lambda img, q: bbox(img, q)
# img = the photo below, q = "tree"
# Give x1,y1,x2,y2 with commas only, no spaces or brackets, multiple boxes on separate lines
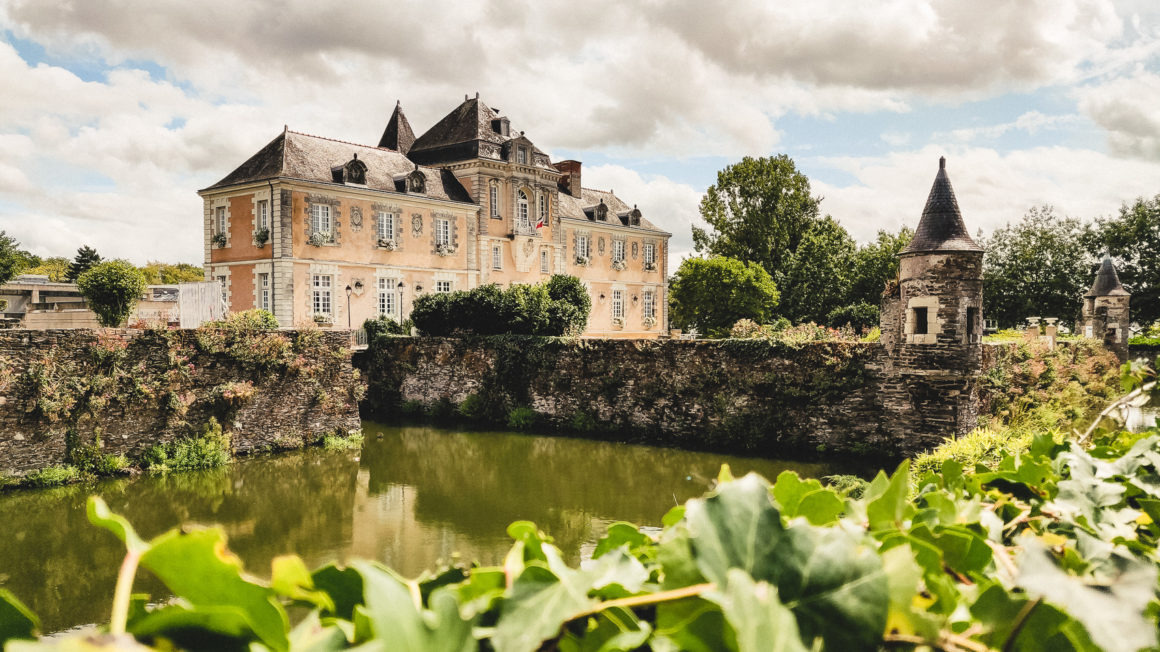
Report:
0,231,25,286
668,256,779,337
76,260,147,327
776,216,856,324
1085,195,1160,325
67,246,103,282
139,261,205,284
847,227,913,308
826,302,879,332
693,155,821,281
982,206,1092,328
25,256,70,282
545,274,592,335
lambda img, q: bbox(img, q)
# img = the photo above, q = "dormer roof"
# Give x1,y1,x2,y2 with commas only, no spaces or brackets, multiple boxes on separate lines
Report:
901,157,983,255
1087,257,1130,297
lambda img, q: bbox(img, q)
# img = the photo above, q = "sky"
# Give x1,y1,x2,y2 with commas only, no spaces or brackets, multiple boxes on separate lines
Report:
2,0,1160,272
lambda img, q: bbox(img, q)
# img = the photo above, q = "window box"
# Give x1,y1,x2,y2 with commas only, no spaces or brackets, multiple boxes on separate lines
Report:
434,242,455,256
611,259,627,271
211,232,227,248
377,238,398,251
643,261,657,271
643,316,657,329
253,227,270,248
312,313,333,325
611,316,625,329
575,255,590,267
308,231,335,246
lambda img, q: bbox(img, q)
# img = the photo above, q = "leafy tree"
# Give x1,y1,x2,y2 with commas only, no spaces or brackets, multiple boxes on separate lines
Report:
668,256,779,337
411,276,590,336
826,302,880,332
847,227,913,308
24,256,70,282
76,260,147,327
982,206,1092,328
693,155,821,281
777,216,856,324
66,245,103,282
0,231,25,286
545,274,591,335
1085,195,1160,325
139,261,205,284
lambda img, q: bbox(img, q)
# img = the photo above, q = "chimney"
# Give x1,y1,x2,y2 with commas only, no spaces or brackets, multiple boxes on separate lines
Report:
554,160,583,198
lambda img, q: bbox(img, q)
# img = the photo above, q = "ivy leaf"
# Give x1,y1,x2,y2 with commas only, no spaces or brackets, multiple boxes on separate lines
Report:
685,473,888,651
652,597,733,652
771,471,844,525
311,564,364,621
558,607,651,652
126,604,255,643
593,522,654,560
287,611,350,652
350,561,475,652
0,588,39,646
86,496,148,555
271,555,335,612
866,461,911,534
492,547,597,652
971,582,1100,652
1015,537,1158,652
139,527,289,651
705,569,807,652
585,547,649,599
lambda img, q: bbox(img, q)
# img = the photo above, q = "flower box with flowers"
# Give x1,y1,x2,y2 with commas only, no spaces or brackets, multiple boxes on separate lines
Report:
434,243,455,256
312,313,333,325
308,231,335,246
611,259,627,271
575,255,591,267
643,261,657,271
377,239,398,251
253,227,270,248
211,233,227,248
611,316,625,328
643,316,657,329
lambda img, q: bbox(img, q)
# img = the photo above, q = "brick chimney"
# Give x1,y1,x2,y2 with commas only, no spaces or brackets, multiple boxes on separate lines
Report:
554,160,582,198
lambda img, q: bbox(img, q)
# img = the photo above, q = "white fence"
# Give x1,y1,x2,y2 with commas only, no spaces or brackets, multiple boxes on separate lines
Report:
178,281,226,328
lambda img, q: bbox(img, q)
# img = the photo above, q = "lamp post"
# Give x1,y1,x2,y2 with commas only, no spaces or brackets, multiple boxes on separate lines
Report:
345,285,352,329
396,281,404,321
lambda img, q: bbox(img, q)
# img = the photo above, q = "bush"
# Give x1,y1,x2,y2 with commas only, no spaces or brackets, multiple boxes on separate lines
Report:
825,302,879,331
22,465,80,488
363,316,406,338
321,430,365,451
76,260,147,327
669,256,780,338
506,406,537,431
458,393,486,420
569,410,598,433
204,309,279,331
142,418,231,471
411,276,591,336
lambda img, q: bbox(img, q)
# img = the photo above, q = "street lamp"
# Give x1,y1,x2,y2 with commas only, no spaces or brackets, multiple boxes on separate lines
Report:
345,285,352,329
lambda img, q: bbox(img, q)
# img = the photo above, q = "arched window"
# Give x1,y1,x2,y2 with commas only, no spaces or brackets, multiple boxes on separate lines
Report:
517,190,530,229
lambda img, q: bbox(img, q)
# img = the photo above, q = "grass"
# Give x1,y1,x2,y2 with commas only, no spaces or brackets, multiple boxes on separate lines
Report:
21,465,81,488
142,418,231,472
321,430,365,451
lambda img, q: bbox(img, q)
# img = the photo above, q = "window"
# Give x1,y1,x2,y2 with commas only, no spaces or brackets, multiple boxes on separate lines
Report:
612,239,625,262
377,212,395,241
538,194,547,224
216,275,227,305
490,184,499,218
312,275,332,316
966,307,979,343
310,204,332,235
436,280,452,293
517,190,530,229
492,244,502,269
435,218,451,246
256,200,268,231
643,243,655,264
541,249,549,274
377,278,396,317
611,290,625,320
517,147,527,165
643,290,655,319
577,234,590,259
258,273,269,311
215,207,226,235
913,307,928,335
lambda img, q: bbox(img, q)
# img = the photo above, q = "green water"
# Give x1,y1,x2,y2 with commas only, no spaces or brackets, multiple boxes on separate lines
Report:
0,422,862,632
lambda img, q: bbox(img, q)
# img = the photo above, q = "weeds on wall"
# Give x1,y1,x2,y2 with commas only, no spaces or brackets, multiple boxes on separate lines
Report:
140,418,231,472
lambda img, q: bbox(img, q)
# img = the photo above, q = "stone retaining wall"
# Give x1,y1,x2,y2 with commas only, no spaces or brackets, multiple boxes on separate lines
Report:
0,329,363,475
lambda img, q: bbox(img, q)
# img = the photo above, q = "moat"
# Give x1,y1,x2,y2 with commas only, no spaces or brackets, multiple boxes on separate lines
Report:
0,421,864,633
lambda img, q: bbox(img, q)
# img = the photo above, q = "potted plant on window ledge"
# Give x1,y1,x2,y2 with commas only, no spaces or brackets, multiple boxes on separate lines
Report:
253,227,269,248
308,231,334,246
211,232,227,248
312,313,333,326
378,238,398,251
643,316,657,329
611,259,627,271
575,254,590,267
434,243,455,256
611,316,625,329
643,261,657,271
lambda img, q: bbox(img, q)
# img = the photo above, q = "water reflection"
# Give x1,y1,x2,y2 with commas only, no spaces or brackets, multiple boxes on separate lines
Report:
0,422,859,632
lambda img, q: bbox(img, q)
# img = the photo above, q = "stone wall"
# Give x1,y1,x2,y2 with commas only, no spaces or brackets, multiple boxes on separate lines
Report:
357,336,981,460
0,329,362,475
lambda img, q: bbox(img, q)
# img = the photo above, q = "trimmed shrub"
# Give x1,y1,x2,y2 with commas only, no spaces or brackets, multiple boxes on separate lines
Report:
411,276,590,336
76,260,147,327
205,309,279,331
363,316,407,338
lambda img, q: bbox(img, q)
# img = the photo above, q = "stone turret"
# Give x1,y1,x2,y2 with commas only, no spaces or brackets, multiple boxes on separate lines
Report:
1082,257,1130,361
880,157,984,439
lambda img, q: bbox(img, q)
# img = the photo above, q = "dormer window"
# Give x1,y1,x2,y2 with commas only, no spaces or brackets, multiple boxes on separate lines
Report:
406,168,426,194
595,201,608,222
517,147,527,165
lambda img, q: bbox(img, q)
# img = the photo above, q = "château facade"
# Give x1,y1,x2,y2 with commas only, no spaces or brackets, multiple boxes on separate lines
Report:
198,95,671,337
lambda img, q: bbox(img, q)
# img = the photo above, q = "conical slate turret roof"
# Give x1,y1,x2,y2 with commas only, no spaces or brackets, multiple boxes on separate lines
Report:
1087,257,1129,297
378,101,415,154
901,157,983,255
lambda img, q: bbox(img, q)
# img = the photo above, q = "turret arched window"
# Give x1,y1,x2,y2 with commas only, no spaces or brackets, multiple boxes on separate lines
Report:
517,190,530,229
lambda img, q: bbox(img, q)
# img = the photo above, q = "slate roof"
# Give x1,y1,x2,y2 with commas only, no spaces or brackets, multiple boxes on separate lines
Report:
378,101,415,154
202,130,473,204
557,187,668,233
901,157,983,255
410,96,549,160
1087,257,1130,297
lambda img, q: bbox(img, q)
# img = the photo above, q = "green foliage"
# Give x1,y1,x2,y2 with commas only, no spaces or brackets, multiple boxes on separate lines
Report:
16,421,1160,652
457,393,486,420
0,231,29,286
411,276,590,336
141,418,231,472
825,301,879,332
137,261,204,284
20,465,80,488
363,315,407,338
400,399,425,416
1130,334,1160,347
65,245,102,283
506,406,537,431
204,308,279,331
777,216,856,324
76,260,147,327
847,227,913,308
982,206,1093,329
669,256,779,337
22,256,69,282
321,430,365,451
569,410,598,433
1086,194,1160,325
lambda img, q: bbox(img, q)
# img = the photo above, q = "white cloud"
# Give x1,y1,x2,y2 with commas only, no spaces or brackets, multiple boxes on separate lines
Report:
943,111,1082,143
1077,71,1160,159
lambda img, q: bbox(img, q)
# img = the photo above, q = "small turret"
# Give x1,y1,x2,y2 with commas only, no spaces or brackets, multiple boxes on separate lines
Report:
378,100,416,154
1082,257,1130,360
